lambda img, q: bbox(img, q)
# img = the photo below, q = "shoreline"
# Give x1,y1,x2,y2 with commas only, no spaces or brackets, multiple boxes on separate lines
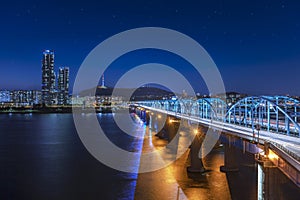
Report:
0,108,113,114
0,106,130,114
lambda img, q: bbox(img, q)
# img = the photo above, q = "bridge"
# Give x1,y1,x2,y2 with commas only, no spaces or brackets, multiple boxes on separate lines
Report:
131,95,300,188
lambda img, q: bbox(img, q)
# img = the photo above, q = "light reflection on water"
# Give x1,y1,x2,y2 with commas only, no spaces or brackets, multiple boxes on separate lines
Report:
0,113,299,200
0,113,141,199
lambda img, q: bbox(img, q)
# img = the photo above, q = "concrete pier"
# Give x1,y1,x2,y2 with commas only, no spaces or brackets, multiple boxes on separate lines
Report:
187,130,206,173
220,135,240,172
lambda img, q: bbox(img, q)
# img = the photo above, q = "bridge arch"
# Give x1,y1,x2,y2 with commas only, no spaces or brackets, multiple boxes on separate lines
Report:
226,96,300,137
135,98,227,122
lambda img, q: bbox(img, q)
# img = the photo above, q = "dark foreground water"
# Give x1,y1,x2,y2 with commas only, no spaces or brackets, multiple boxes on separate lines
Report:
0,113,142,200
0,113,299,199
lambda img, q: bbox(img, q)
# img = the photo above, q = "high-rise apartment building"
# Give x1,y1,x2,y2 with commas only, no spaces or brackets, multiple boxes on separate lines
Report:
57,67,70,105
41,50,56,105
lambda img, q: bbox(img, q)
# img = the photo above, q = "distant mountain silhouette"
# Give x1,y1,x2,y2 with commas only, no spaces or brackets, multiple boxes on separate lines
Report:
79,86,175,100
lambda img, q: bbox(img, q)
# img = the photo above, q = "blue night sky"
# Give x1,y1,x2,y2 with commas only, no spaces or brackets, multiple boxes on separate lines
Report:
0,0,300,95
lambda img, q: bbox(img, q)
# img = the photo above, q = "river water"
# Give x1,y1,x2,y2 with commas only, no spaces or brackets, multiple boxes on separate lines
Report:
0,113,299,199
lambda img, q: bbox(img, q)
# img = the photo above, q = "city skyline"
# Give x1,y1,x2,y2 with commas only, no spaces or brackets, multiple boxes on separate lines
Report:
1,1,300,96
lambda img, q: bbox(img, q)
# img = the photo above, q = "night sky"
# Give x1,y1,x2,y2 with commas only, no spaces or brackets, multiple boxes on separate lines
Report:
1,0,300,95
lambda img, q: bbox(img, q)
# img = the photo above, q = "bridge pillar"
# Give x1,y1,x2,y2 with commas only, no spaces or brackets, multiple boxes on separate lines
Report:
262,166,277,200
220,135,240,172
187,127,205,173
163,116,181,154
145,110,150,125
151,112,168,139
164,116,180,142
258,162,297,200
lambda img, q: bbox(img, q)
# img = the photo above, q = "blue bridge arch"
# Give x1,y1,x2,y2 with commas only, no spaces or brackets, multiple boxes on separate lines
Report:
133,95,300,137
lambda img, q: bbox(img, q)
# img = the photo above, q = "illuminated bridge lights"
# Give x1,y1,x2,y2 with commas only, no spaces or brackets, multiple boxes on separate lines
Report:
134,95,300,137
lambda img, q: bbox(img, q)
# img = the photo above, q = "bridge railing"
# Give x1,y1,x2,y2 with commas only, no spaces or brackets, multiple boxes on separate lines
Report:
132,95,300,138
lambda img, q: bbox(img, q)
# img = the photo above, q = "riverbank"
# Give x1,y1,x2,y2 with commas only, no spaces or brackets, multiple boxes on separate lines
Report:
0,106,114,114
